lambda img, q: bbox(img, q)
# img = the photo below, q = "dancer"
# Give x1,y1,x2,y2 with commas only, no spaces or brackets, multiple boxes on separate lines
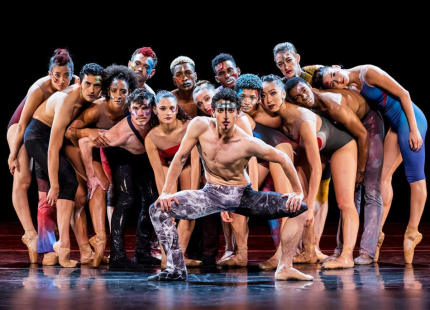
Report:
273,42,330,261
23,63,104,267
65,65,138,266
192,81,259,267
170,56,198,118
128,46,157,95
211,53,241,91
287,77,384,264
234,74,299,270
313,65,427,264
7,49,75,265
261,74,359,269
146,91,202,267
148,88,311,281
79,88,159,269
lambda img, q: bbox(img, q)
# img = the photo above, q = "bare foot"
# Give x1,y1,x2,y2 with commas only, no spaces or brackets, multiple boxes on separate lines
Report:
275,267,314,281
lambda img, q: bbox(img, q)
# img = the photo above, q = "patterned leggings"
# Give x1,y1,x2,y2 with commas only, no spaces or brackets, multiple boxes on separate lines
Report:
149,182,308,274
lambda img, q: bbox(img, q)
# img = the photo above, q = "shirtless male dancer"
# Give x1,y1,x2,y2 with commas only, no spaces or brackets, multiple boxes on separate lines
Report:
65,65,138,266
8,49,75,265
147,88,311,282
24,63,104,267
286,77,384,265
211,53,241,91
79,88,159,269
128,46,157,96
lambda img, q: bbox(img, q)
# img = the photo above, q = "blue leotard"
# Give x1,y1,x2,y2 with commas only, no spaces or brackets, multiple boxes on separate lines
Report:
359,67,427,183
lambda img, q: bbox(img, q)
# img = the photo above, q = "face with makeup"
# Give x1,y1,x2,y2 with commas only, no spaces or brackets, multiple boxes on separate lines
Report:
237,89,259,113
172,63,197,91
261,81,286,112
80,74,103,102
129,100,152,125
288,82,315,108
214,61,240,89
107,78,130,111
129,53,155,83
321,67,349,89
275,51,301,79
194,89,215,116
154,97,178,124
214,100,240,131
49,65,71,91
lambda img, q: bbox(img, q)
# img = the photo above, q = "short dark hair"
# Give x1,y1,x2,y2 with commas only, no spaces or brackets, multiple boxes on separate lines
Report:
128,88,154,106
211,53,236,74
234,74,262,96
260,74,285,90
79,63,104,82
102,64,138,101
211,88,241,110
311,66,331,89
285,77,307,101
150,90,191,128
273,42,298,60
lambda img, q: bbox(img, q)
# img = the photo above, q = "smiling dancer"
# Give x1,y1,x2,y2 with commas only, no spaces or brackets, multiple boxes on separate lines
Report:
261,74,359,269
23,63,104,267
146,91,202,267
313,65,427,264
170,56,199,118
287,77,384,265
79,88,159,269
148,88,311,281
7,49,75,265
65,65,138,267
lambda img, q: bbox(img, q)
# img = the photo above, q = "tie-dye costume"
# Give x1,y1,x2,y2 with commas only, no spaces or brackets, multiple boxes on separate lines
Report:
9,97,57,254
335,109,385,258
148,182,308,280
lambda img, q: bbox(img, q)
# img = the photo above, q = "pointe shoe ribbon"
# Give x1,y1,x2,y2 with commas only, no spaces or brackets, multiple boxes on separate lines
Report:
53,242,77,268
218,246,248,267
22,230,38,264
404,226,423,264
89,232,107,268
79,243,94,265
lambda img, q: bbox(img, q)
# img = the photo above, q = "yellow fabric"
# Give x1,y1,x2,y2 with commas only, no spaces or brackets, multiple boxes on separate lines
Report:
301,65,322,86
316,178,330,202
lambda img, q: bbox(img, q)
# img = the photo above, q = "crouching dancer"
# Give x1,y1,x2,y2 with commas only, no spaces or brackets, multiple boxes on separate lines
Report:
148,88,312,282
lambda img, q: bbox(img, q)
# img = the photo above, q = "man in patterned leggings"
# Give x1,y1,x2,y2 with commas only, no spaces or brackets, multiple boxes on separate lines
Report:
148,88,312,282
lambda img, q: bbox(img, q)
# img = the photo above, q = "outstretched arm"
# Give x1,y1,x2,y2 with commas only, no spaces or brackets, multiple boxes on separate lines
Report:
145,134,166,195
366,65,422,151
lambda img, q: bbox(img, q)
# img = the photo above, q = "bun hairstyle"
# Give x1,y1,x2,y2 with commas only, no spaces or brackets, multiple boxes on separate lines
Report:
49,48,74,79
193,80,216,101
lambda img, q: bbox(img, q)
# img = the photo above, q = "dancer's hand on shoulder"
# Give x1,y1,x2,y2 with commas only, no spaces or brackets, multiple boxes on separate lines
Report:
221,211,233,223
283,192,303,213
155,193,178,213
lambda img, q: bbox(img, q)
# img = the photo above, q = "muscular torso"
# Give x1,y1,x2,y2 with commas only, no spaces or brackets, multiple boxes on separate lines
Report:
317,88,369,120
171,89,198,118
107,117,151,155
33,84,86,127
197,119,252,186
94,99,127,129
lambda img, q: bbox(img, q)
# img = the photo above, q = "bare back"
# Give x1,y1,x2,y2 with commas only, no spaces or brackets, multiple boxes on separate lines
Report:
320,88,369,119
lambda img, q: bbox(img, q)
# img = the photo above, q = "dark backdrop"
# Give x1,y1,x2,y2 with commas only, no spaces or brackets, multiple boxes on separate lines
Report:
1,7,428,225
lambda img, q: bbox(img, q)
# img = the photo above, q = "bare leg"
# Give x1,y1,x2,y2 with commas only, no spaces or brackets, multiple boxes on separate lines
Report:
323,141,358,269
54,199,77,268
275,212,313,281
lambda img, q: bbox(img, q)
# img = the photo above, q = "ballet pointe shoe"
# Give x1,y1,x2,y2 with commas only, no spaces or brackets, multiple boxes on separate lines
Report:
322,246,354,269
354,253,373,265
89,231,107,268
315,246,328,262
218,246,248,267
373,231,385,262
22,229,38,264
216,250,234,265
42,252,59,266
293,244,318,264
53,242,77,268
275,267,314,281
404,226,423,264
79,243,94,265
181,248,202,267
259,245,281,270
102,255,110,264
322,253,340,263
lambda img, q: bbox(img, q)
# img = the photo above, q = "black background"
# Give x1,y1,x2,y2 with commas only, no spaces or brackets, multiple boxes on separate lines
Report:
1,6,428,226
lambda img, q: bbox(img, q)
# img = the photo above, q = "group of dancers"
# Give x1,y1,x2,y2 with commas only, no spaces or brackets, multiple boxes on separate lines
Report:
7,42,427,281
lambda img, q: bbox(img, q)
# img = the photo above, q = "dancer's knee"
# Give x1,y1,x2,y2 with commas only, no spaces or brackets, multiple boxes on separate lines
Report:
58,177,79,201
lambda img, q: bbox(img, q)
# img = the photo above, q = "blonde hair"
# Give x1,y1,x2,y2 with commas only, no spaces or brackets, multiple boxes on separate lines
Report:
170,56,195,73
